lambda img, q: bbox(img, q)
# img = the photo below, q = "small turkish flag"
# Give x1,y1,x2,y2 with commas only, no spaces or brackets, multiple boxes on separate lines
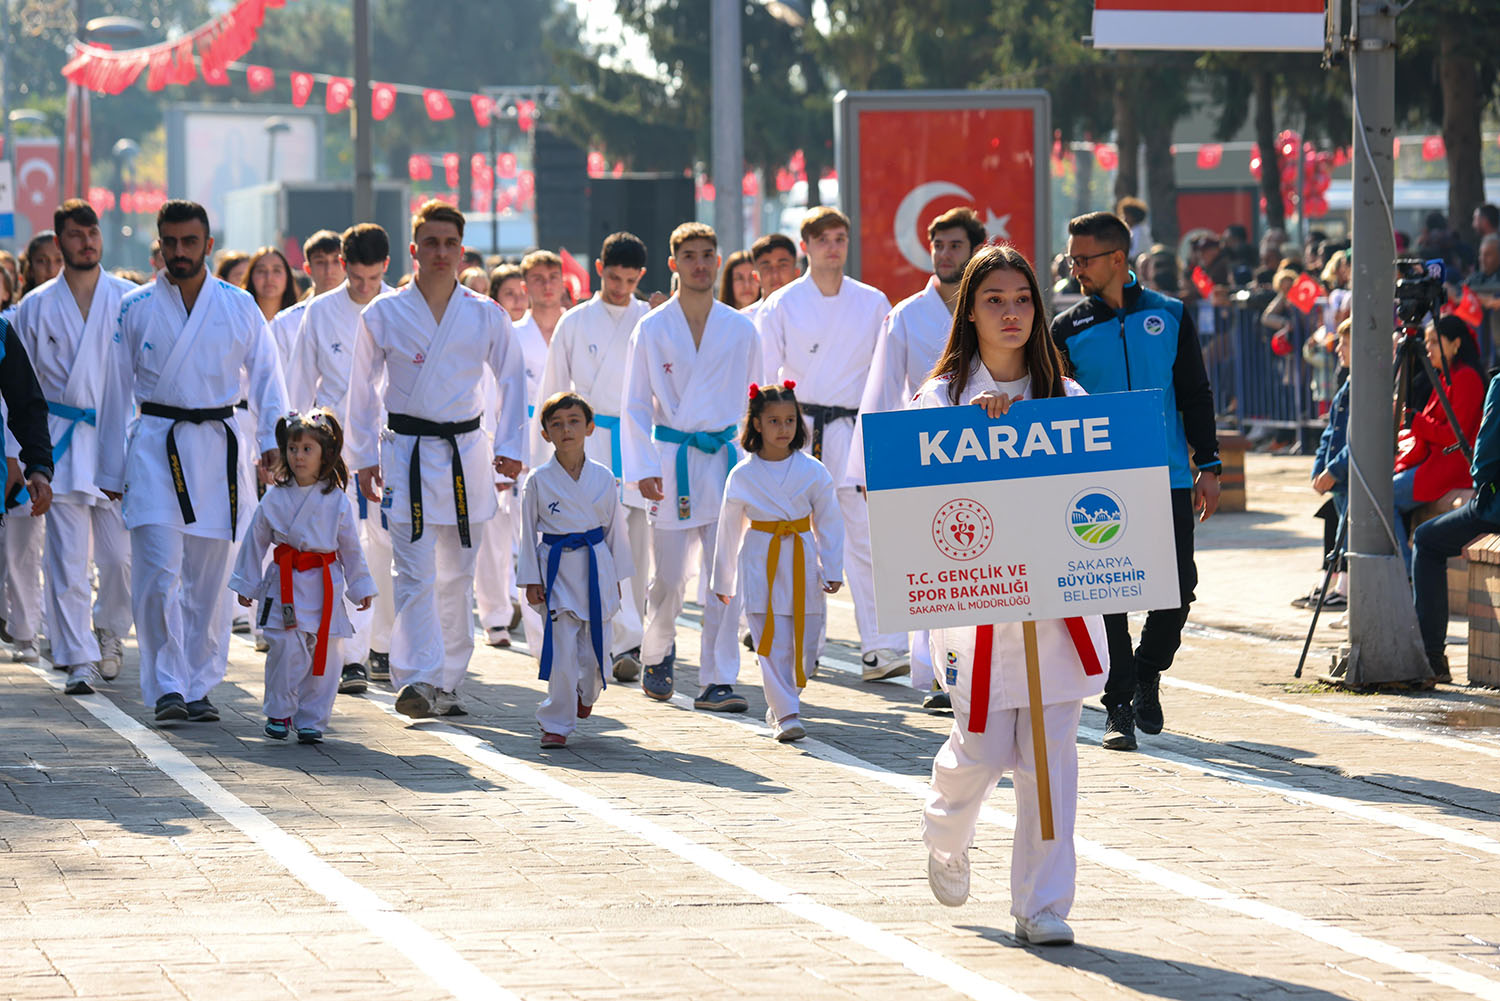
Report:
1456,285,1485,328
290,72,314,108
424,89,454,121
246,65,275,93
559,247,591,301
443,153,460,189
1288,274,1322,314
408,154,432,182
203,63,229,87
497,152,517,179
325,77,352,115
1191,266,1216,300
471,94,494,128
1195,143,1222,170
1094,144,1118,171
1422,136,1446,162
516,99,536,133
372,83,397,121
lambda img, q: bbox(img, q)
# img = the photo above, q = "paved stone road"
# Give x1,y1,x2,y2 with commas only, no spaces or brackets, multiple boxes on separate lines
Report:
8,455,1500,1001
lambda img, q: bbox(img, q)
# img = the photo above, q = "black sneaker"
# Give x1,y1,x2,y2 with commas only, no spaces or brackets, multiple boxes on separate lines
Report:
1102,703,1137,751
154,692,188,722
185,697,220,722
694,685,748,713
1133,670,1163,735
1429,652,1452,683
367,651,391,682
642,646,675,701
922,684,952,711
338,663,369,695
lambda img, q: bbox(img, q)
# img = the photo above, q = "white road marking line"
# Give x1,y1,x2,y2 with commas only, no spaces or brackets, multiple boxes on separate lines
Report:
25,665,519,1001
365,693,1037,1001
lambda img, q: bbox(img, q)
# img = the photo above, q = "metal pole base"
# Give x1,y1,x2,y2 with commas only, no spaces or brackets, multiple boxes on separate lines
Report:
1320,553,1434,689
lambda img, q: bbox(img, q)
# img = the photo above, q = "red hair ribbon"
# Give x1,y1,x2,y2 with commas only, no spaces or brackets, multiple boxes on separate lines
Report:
748,383,761,399
783,379,796,390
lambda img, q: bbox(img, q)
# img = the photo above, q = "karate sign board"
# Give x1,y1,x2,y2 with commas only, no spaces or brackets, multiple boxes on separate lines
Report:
834,90,1049,304
862,390,1179,632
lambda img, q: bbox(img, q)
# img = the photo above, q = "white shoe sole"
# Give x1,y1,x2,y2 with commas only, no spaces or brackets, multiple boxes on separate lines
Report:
862,660,910,682
1015,919,1074,945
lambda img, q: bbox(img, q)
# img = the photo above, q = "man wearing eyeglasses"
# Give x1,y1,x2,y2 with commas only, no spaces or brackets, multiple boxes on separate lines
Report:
1050,211,1221,753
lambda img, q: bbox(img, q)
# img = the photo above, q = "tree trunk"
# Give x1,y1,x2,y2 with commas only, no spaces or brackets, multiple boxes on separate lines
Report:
1254,68,1285,232
1440,21,1483,250
1142,115,1179,247
1112,72,1139,202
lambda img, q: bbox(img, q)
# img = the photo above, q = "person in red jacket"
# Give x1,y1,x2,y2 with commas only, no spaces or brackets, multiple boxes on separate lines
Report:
1393,315,1487,570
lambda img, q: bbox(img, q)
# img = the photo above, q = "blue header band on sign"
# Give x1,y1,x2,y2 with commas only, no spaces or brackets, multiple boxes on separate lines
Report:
862,389,1169,492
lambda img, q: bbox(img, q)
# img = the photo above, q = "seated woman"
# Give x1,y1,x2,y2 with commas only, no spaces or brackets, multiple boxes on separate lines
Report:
1393,314,1487,570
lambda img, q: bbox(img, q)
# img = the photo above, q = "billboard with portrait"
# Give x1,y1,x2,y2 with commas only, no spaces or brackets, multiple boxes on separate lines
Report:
165,105,322,237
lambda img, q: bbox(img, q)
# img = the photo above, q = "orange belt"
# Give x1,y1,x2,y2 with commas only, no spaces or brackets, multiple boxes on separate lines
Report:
750,516,812,688
967,617,1103,733
273,543,337,677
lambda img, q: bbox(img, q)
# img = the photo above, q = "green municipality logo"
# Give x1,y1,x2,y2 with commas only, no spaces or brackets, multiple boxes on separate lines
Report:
1068,488,1126,549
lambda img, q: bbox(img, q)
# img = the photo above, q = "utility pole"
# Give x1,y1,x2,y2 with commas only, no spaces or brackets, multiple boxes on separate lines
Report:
352,0,373,223
1332,0,1431,686
710,0,743,253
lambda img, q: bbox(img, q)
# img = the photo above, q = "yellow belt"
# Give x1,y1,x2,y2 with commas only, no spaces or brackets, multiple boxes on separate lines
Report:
749,516,813,688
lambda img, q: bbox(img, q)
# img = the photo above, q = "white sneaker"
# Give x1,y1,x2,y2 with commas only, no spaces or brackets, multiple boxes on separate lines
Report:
765,707,805,742
11,639,39,663
1329,612,1348,630
862,648,910,682
927,849,969,907
254,634,270,652
63,664,100,695
485,626,511,648
434,688,467,716
1015,910,1074,945
95,628,123,681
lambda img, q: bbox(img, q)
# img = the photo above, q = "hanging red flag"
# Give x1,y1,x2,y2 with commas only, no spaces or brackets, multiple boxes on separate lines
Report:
497,152,518,179
290,72,314,107
168,40,196,86
559,247,591,301
408,154,432,182
1093,144,1118,170
516,99,536,133
1422,136,1446,161
471,94,494,128
325,77,353,115
587,151,605,178
1288,273,1322,314
203,62,229,87
443,153,460,189
1191,266,1216,299
371,83,397,121
424,89,455,121
1195,143,1222,170
246,65,275,93
742,171,759,197
1456,286,1485,328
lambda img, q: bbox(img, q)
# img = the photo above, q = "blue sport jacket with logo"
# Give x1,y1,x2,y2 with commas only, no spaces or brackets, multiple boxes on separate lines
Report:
1050,273,1221,489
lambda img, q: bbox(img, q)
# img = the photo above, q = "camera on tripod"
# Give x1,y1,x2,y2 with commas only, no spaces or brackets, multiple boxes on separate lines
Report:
1394,257,1447,329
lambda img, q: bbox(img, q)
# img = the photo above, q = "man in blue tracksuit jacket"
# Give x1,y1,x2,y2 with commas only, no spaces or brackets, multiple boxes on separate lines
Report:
1050,211,1222,752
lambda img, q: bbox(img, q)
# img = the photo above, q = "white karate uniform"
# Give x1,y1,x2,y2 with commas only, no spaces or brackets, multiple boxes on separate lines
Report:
531,293,653,655
285,281,396,663
760,273,900,656
8,273,134,666
346,281,526,692
912,367,1107,922
621,298,761,685
268,298,309,374
97,275,287,705
711,451,842,723
847,276,953,686
229,482,377,731
517,456,633,736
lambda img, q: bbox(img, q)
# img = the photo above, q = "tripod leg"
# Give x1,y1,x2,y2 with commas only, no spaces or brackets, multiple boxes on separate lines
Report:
1296,511,1348,679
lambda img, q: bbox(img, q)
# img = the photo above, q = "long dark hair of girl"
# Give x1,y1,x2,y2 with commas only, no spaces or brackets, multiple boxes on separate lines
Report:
740,381,808,453
244,246,299,314
927,244,1067,405
1434,314,1488,387
274,409,349,493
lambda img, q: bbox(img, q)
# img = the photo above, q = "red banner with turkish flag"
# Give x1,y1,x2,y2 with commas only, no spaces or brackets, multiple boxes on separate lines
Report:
290,72,314,107
1190,266,1216,300
424,90,455,121
838,93,1048,303
325,77,352,115
1455,286,1485,328
1287,273,1322,314
559,248,591,301
372,83,397,121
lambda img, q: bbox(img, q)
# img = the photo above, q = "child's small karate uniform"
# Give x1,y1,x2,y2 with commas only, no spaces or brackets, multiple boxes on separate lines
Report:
913,367,1108,923
230,482,377,731
711,452,842,723
517,456,634,737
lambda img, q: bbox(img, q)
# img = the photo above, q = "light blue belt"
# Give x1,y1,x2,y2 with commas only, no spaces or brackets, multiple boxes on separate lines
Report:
47,400,96,464
593,413,623,477
651,423,736,520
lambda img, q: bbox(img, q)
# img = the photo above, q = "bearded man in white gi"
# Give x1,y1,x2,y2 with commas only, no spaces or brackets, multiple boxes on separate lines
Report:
347,201,526,720
98,199,286,723
7,200,134,694
760,206,902,681
285,222,393,694
531,231,653,681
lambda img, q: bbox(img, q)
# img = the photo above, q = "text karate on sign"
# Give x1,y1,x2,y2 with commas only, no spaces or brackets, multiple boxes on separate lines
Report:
862,390,1180,632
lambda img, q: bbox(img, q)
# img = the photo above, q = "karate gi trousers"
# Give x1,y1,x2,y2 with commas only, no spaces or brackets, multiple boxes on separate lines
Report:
536,609,606,737
643,522,742,686
131,524,233,705
347,507,394,663
389,521,482,692
3,500,45,643
747,611,821,723
264,629,343,731
44,499,131,667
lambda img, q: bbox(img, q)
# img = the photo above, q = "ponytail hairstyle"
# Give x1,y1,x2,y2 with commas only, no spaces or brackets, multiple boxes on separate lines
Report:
740,380,807,453
927,244,1067,405
275,409,349,493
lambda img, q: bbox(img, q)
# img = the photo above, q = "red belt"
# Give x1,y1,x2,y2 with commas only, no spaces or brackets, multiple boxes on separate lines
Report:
273,543,337,677
968,617,1102,733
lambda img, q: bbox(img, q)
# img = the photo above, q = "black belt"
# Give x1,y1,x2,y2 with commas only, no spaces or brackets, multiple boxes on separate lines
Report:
139,401,240,540
799,402,858,461
386,412,482,548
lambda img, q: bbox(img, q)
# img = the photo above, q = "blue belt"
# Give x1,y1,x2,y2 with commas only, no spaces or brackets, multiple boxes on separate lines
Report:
355,488,388,529
538,526,606,688
47,400,96,464
527,404,535,418
651,423,736,520
593,413,622,477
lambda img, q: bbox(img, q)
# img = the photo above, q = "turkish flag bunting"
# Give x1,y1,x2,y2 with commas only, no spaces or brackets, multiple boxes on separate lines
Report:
443,153,460,189
1288,274,1322,314
290,72,314,107
424,89,455,121
408,155,432,182
372,83,397,121
326,77,353,115
169,41,196,86
145,50,172,92
246,65,275,93
559,248,591,301
203,62,230,86
1195,143,1223,170
1191,266,1215,300
1456,286,1485,328
471,94,494,128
